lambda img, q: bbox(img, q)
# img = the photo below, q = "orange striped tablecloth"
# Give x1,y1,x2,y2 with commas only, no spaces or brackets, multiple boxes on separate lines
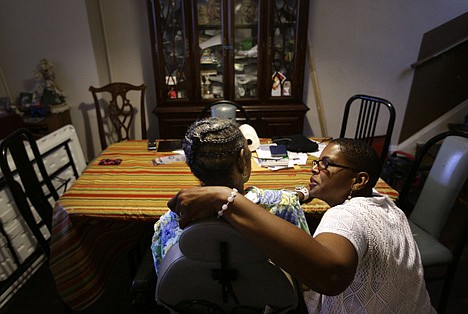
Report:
55,140,398,219
50,140,398,310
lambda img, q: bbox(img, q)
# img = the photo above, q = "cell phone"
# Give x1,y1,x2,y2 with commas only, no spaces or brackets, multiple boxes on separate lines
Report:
270,145,288,157
148,140,157,151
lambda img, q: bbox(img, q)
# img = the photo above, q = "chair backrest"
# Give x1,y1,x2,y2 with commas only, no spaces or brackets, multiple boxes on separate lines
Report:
0,125,85,305
339,94,396,165
397,131,468,238
156,219,298,314
0,128,60,256
89,82,147,150
198,100,251,124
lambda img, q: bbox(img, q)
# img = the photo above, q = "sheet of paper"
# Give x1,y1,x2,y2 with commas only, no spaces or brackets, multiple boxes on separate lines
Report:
199,34,222,50
153,153,185,165
253,146,309,171
308,142,327,158
287,152,308,165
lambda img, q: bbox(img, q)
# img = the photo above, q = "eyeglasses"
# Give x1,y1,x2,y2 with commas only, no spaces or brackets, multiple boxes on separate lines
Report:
312,158,361,172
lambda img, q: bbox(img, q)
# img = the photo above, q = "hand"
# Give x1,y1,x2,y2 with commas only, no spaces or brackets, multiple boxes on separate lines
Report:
167,186,231,228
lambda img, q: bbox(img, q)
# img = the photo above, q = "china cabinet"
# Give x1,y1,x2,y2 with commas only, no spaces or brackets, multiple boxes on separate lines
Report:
147,0,309,138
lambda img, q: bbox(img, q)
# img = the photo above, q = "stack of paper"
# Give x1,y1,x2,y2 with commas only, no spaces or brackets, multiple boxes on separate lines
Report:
258,156,290,167
253,144,289,170
254,144,309,170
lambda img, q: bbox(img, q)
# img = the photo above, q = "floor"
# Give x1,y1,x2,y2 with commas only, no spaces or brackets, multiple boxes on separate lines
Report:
0,254,167,314
1,202,467,314
424,200,468,313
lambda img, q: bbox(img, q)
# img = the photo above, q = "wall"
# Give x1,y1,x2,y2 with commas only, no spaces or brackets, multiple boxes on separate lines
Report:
83,0,157,158
1,1,468,161
0,0,100,160
400,12,468,142
397,99,468,155
304,0,468,143
0,0,155,161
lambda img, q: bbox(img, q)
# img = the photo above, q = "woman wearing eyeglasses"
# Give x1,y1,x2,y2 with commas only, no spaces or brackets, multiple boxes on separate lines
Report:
168,138,435,313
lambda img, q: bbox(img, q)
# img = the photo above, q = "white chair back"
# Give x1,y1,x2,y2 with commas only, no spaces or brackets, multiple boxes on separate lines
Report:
410,135,468,238
156,218,299,314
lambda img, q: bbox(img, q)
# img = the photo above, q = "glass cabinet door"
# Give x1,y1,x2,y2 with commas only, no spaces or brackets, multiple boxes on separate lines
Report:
197,0,259,101
197,0,224,100
233,0,259,100
159,0,189,100
269,0,298,98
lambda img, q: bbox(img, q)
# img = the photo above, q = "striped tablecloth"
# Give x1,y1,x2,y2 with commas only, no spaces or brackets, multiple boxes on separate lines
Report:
50,140,398,310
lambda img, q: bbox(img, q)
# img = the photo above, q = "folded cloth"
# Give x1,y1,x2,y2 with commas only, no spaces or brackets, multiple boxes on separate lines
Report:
272,134,318,153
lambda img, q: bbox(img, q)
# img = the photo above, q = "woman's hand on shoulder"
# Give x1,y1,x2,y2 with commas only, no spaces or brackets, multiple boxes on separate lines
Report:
167,186,231,228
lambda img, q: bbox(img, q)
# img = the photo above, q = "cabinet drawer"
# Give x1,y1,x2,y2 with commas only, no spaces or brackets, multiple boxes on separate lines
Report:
256,116,304,137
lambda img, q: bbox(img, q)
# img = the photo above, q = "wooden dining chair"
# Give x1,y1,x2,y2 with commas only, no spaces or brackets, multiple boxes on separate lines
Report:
198,100,251,124
89,82,147,150
339,94,396,167
397,131,468,313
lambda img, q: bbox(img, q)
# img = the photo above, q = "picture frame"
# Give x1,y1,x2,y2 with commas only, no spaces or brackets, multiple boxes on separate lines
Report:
0,97,10,116
18,92,33,112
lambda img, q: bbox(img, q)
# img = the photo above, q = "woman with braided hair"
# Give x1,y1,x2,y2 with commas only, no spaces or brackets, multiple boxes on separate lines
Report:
151,117,310,273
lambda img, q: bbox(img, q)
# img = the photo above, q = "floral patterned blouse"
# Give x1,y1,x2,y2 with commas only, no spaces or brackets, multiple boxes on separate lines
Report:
151,186,310,274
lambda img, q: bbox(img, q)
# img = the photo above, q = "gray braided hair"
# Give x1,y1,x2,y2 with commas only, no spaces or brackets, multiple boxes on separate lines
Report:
183,117,246,184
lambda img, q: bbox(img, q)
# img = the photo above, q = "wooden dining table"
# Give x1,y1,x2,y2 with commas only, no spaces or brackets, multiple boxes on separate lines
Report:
49,139,398,311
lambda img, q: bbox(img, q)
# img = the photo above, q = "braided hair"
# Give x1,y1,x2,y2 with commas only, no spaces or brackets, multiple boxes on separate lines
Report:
183,117,246,185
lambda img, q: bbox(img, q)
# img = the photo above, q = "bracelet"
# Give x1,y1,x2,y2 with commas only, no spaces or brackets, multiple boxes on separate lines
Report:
217,188,238,217
294,186,310,202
